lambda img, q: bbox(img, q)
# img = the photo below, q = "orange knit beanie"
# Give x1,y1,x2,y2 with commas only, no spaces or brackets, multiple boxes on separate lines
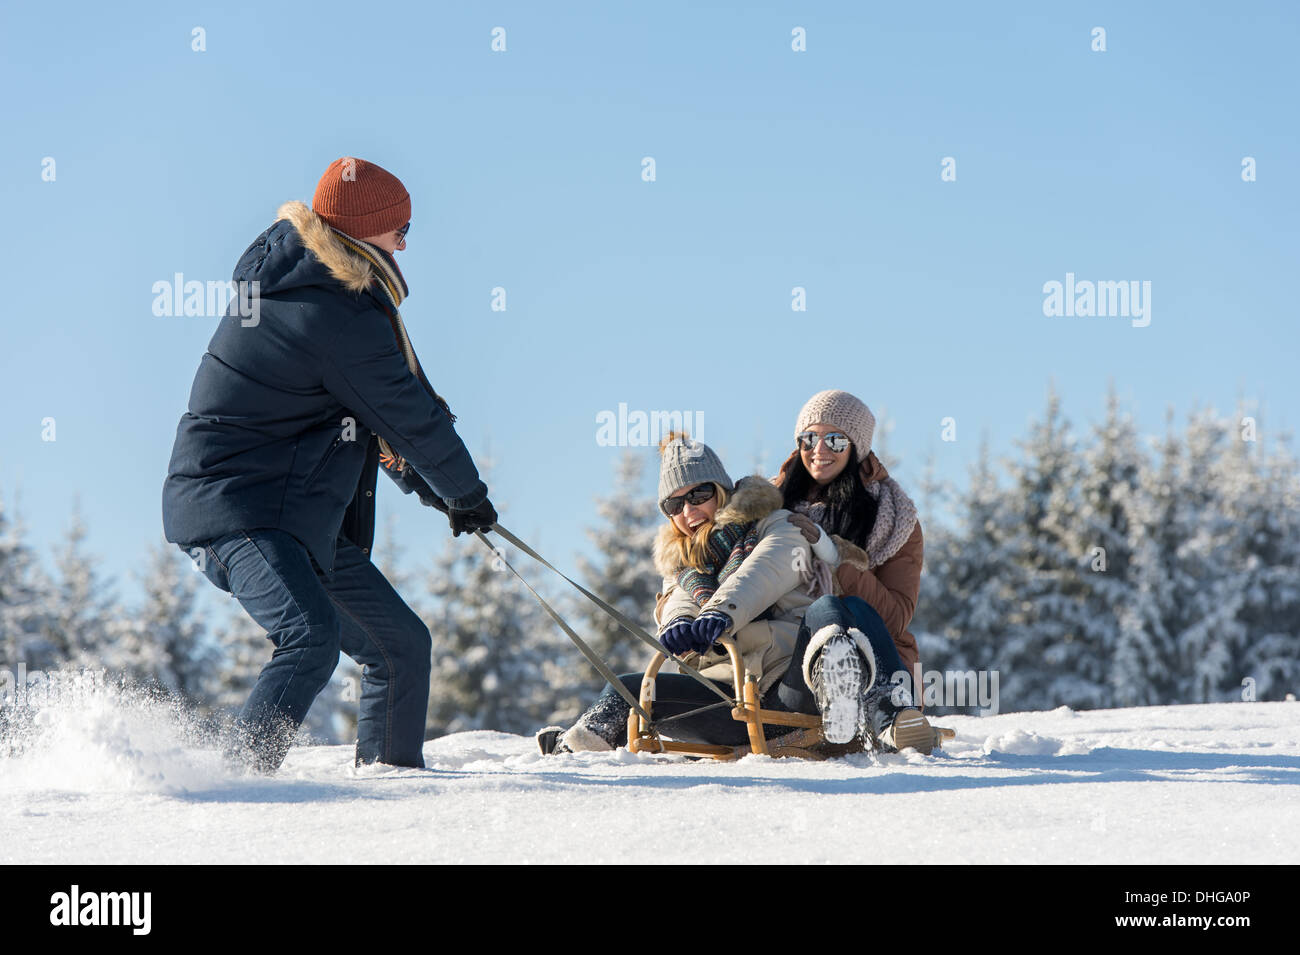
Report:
312,157,410,239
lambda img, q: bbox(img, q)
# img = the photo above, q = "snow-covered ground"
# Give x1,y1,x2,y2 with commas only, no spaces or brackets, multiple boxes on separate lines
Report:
4,691,1297,864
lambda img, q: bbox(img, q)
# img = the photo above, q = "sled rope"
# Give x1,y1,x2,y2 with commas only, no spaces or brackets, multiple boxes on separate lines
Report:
485,524,733,704
472,530,654,724
478,525,735,709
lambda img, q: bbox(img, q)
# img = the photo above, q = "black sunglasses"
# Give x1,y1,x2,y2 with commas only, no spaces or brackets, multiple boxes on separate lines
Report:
395,221,411,240
661,483,717,517
796,430,851,453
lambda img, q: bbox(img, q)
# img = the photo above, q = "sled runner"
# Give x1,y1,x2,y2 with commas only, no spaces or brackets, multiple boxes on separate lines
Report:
626,636,955,760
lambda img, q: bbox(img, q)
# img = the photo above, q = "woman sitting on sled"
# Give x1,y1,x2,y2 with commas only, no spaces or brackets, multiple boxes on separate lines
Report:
774,388,934,751
539,392,934,756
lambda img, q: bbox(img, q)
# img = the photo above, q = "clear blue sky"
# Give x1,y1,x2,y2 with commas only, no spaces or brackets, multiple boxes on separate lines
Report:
2,1,1296,612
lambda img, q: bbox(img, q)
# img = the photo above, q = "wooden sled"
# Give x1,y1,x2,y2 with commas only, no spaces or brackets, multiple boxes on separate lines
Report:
626,636,954,761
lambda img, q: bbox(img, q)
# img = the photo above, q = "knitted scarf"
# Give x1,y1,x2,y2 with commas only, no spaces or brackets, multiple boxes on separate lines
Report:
331,229,456,473
857,463,918,568
675,521,761,607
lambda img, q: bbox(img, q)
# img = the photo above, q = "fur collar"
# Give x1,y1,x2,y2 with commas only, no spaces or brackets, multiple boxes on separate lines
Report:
652,476,785,577
276,200,374,294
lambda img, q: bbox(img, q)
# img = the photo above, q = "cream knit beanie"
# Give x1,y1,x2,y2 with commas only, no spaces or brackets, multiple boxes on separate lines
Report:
795,390,875,455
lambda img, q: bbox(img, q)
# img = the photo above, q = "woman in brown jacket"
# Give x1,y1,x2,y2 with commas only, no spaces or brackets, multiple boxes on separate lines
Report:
773,389,933,751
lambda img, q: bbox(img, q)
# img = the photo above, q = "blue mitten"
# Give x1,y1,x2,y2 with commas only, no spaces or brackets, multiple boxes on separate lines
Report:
659,617,697,656
688,611,732,653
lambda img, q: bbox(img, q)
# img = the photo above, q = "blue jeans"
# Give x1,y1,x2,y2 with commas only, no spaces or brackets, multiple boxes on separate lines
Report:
189,529,431,771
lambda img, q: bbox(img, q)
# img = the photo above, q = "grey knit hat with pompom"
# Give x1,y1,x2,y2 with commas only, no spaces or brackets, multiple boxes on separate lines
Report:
657,434,733,509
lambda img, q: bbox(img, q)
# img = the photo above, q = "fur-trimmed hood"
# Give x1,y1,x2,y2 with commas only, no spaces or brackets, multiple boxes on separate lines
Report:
652,475,785,577
274,200,375,293
228,200,380,298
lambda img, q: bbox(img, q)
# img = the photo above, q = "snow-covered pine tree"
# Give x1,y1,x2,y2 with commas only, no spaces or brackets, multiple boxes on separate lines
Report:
124,540,219,704
913,451,944,531
1215,407,1300,701
1174,406,1249,702
1076,384,1141,582
998,384,1104,711
1071,384,1143,706
1112,410,1184,706
573,450,660,693
43,499,119,673
912,436,1020,713
909,452,958,680
0,490,51,676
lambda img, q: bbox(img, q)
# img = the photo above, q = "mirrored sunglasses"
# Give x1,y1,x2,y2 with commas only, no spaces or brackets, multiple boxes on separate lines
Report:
796,431,851,453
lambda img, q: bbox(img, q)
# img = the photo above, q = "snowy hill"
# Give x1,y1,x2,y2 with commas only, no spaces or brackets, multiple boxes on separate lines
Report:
4,693,1297,865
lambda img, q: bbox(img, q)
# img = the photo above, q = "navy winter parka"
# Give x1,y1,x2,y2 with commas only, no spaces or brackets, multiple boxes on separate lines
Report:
162,201,487,572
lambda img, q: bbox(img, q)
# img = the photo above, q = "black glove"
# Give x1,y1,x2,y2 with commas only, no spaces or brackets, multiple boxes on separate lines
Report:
447,497,498,537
